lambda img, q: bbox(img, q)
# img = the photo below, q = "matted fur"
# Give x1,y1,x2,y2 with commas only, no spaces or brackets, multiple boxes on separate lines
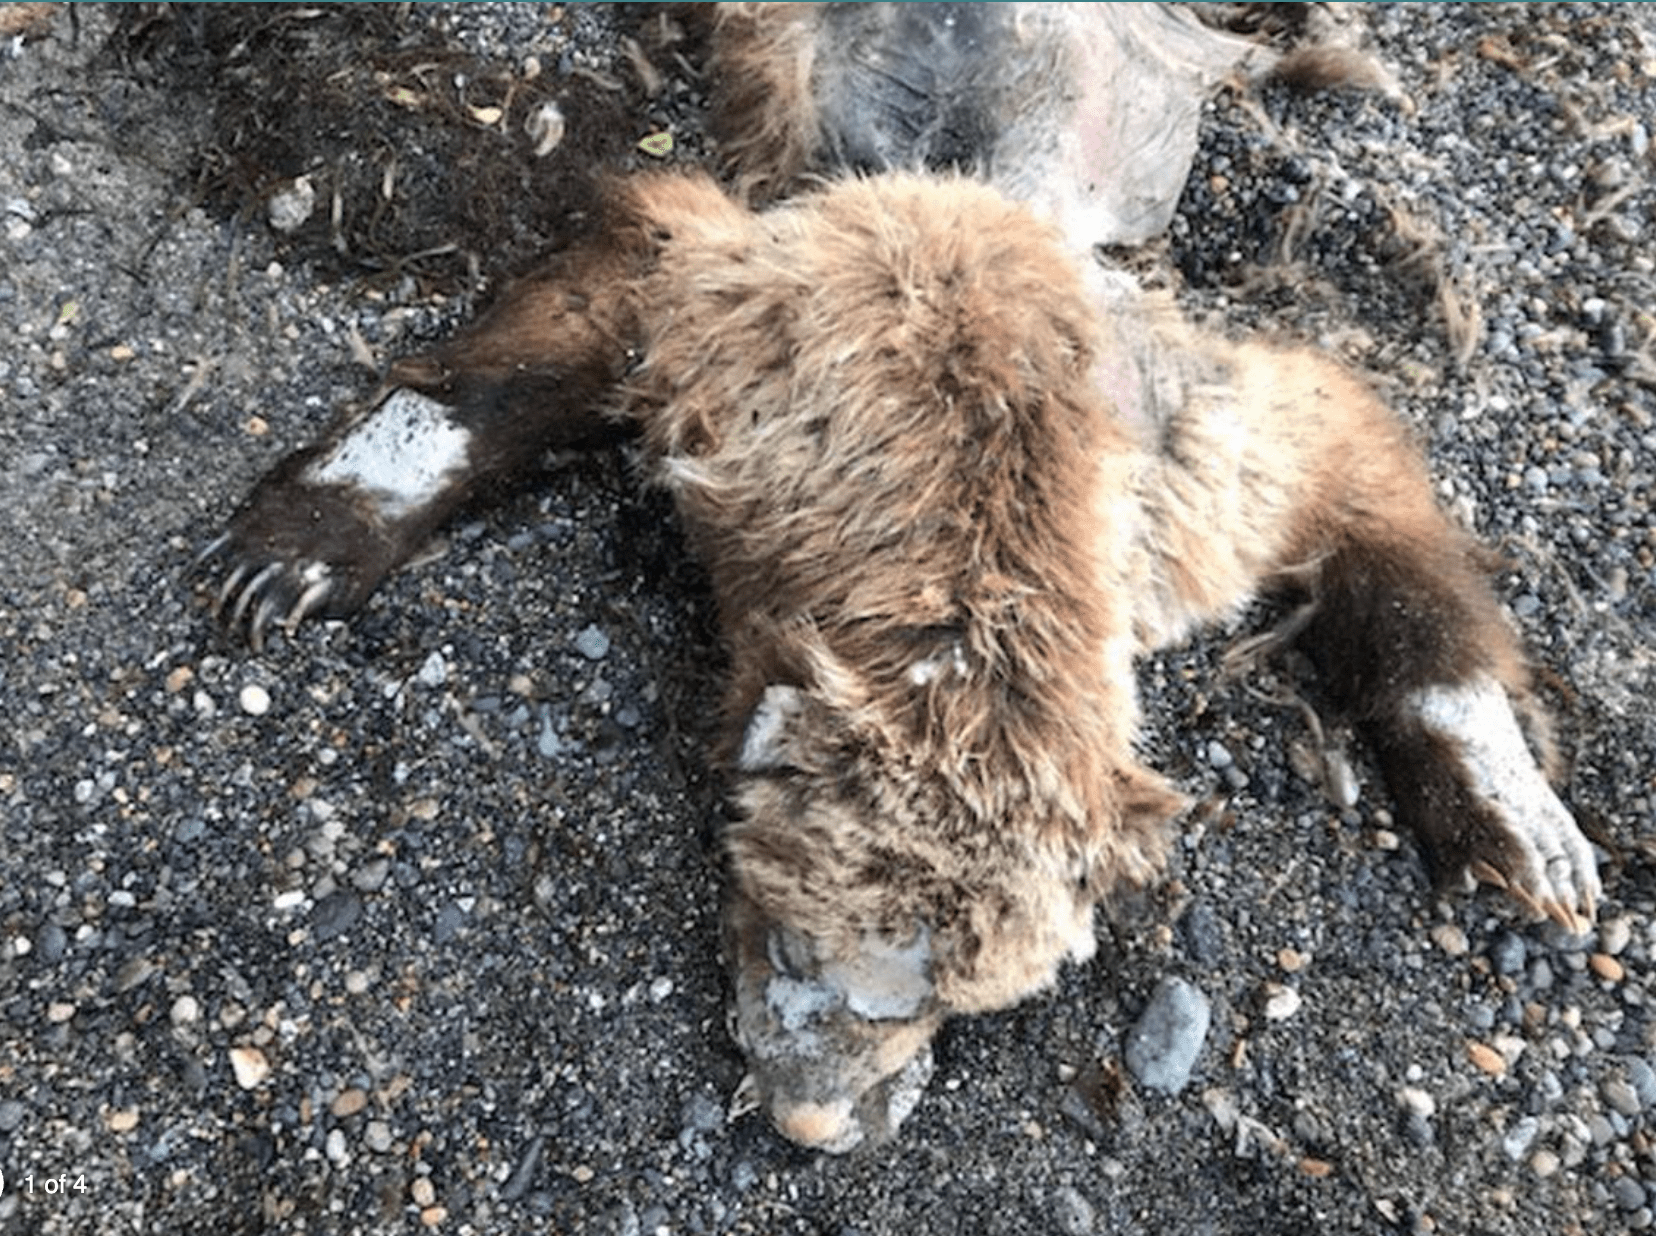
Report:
622,173,1184,1009
708,4,826,202
207,167,1599,1152
202,5,1600,1156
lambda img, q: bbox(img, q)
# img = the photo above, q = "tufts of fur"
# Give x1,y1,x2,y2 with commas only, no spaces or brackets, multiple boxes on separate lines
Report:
708,3,827,202
625,173,1186,996
202,6,1600,1150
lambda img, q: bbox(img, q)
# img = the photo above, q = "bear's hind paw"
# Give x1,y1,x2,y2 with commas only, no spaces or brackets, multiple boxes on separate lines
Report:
1407,675,1601,934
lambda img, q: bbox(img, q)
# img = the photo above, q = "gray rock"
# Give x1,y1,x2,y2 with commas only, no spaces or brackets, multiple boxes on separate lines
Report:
1125,977,1211,1094
1501,1116,1538,1161
574,624,610,660
1616,1179,1649,1212
1605,1077,1642,1118
35,921,67,963
1528,958,1554,990
417,650,448,687
351,858,391,893
1628,1057,1656,1110
1489,931,1527,977
433,901,467,944
311,891,362,942
1051,1185,1096,1236
1404,1112,1435,1148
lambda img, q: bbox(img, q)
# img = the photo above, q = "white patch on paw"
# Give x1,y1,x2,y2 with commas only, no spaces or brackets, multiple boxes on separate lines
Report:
1407,675,1601,922
305,388,471,520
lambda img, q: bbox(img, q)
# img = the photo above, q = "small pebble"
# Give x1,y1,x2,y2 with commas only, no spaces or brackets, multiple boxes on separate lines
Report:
229,1045,270,1090
1125,978,1211,1094
1398,1087,1436,1119
417,650,447,688
1501,1115,1538,1161
331,1087,368,1118
105,1108,140,1133
325,1128,349,1166
573,625,610,660
1599,917,1632,956
170,995,200,1026
1590,953,1626,983
1604,1077,1642,1117
238,684,271,716
1530,1149,1559,1178
1627,1058,1656,1109
1616,1179,1650,1212
365,1121,394,1153
46,1001,75,1024
352,858,392,893
410,1177,436,1208
1489,932,1527,977
1263,984,1303,1021
419,1206,448,1227
1467,1041,1505,1076
267,176,316,233
1430,924,1468,957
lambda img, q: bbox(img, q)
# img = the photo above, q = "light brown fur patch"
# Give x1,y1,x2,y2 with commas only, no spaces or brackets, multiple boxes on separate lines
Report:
623,172,1183,1008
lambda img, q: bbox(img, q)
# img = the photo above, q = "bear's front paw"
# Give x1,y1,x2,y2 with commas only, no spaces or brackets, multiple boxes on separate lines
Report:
196,475,391,649
1396,676,1601,933
198,388,476,648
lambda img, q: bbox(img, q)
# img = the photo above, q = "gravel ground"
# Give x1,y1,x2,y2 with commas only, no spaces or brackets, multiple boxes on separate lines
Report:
2,5,1653,1234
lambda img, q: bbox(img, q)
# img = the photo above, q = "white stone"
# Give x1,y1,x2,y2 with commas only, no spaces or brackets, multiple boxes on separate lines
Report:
238,684,270,716
1263,984,1302,1021
229,1045,270,1090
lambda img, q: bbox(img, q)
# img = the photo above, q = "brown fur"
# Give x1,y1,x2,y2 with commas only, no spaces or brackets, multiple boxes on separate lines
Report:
708,3,826,202
204,5,1598,1155
622,173,1184,1003
212,167,1590,1150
